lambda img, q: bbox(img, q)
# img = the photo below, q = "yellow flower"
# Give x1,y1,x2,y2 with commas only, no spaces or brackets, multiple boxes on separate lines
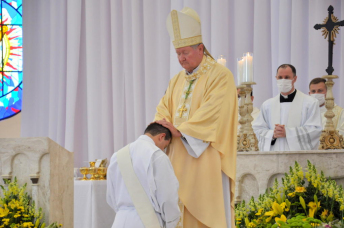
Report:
23,222,34,227
255,208,263,216
264,211,274,222
327,211,334,222
248,222,257,227
0,207,9,217
272,201,282,215
2,218,10,225
308,201,321,218
275,214,287,223
288,192,295,197
295,186,306,193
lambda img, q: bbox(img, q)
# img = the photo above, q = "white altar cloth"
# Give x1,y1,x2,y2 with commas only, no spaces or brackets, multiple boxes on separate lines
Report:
74,180,116,228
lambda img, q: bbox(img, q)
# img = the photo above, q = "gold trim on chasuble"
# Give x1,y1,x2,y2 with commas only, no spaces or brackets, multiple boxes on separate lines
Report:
174,56,216,128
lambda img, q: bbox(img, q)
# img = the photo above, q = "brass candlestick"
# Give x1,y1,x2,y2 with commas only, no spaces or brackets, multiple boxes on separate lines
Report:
237,82,259,151
319,75,344,149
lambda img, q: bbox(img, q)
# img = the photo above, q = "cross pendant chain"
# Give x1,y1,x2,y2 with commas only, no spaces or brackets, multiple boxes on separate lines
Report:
178,80,195,118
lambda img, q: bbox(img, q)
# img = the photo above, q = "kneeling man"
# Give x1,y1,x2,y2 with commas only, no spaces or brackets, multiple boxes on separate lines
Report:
107,123,180,228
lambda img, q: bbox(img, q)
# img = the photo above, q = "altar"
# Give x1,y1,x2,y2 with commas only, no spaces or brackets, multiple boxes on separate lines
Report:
74,180,115,228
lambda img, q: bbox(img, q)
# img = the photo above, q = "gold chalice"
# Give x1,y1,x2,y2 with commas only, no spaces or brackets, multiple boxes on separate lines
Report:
88,167,97,180
79,167,89,181
97,167,107,180
89,161,96,167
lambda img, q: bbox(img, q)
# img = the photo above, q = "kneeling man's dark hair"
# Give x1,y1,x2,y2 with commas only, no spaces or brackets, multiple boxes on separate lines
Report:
144,123,172,141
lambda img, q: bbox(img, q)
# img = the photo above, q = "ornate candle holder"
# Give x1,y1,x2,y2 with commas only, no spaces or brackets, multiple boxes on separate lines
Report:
237,82,259,151
319,75,344,149
237,85,248,151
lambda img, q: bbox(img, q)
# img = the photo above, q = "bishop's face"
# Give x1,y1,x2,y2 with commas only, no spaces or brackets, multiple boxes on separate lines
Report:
176,45,203,72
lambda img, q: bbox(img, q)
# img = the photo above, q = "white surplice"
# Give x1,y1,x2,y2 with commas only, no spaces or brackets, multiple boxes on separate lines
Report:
106,135,180,228
320,104,344,136
180,134,232,228
252,90,322,151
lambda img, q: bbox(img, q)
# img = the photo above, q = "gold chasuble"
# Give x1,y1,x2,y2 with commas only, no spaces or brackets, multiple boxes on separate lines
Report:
155,55,238,228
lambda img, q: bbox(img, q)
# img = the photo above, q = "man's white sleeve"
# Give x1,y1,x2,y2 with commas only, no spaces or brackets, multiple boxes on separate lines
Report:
180,133,209,158
285,99,322,150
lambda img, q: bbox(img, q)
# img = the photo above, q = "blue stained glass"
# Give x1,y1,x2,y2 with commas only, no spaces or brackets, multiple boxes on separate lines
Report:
0,0,22,121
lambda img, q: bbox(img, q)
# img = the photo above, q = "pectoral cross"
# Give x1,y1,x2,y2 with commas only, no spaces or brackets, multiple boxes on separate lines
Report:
178,104,187,118
314,5,344,75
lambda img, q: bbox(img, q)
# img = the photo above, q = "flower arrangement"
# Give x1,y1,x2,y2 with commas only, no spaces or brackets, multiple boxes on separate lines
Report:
235,161,344,228
0,178,62,228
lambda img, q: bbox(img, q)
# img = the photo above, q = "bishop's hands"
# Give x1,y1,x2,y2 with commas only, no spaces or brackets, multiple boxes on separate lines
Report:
273,124,286,139
155,118,182,138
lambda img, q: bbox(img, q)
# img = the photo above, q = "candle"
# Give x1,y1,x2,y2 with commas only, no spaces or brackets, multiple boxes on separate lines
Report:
217,55,227,67
242,52,253,82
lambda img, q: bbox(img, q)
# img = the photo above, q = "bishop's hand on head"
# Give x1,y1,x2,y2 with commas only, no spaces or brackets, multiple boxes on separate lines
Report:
155,118,182,138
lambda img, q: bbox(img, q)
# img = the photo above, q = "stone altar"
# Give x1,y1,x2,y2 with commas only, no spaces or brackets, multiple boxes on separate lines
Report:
0,137,74,227
235,150,344,204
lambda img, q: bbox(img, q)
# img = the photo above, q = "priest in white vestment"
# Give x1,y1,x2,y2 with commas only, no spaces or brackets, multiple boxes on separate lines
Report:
106,123,180,228
253,64,322,151
309,77,344,136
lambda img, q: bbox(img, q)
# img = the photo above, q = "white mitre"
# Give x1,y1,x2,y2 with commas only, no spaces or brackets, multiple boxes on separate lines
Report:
166,7,213,59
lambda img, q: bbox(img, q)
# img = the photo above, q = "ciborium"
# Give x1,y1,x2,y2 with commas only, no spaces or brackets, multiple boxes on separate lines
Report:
88,167,97,180
97,167,107,180
79,167,89,181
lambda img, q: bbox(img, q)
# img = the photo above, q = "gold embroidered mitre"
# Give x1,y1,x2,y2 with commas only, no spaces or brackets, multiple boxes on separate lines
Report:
166,7,214,59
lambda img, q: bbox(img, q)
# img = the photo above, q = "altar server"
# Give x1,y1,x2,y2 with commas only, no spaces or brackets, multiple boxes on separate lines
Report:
106,123,180,228
309,77,344,135
253,64,322,151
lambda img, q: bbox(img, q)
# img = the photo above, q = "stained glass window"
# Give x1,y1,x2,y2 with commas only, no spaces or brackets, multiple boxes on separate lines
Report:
0,0,22,121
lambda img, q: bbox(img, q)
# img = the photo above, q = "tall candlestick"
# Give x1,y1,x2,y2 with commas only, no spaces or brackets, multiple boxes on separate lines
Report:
217,55,227,67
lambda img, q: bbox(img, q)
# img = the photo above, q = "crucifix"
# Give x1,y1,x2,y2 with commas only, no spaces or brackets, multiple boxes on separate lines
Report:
178,104,187,118
314,5,344,75
314,5,344,149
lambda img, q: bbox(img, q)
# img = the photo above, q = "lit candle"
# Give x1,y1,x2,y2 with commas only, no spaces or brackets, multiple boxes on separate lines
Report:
242,52,253,82
217,55,227,67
